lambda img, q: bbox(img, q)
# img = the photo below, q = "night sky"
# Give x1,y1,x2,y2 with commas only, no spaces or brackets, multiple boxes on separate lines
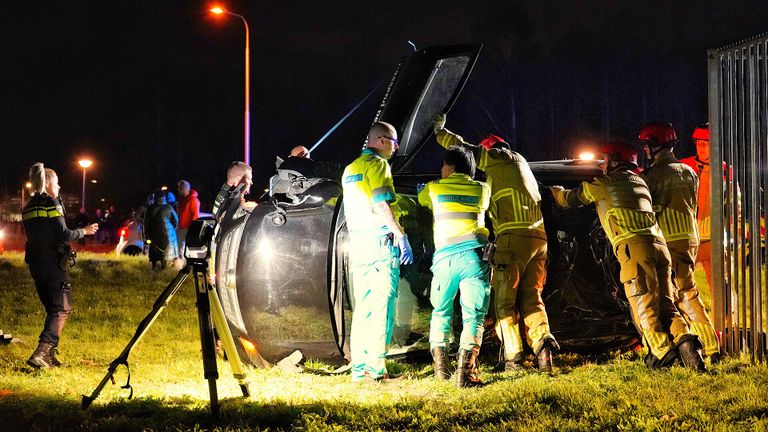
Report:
2,1,768,213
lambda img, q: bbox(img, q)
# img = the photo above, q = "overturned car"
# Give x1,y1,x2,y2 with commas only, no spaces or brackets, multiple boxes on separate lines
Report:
212,44,639,367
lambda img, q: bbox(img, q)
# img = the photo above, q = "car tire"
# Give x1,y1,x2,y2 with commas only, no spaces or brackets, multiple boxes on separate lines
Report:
123,245,143,256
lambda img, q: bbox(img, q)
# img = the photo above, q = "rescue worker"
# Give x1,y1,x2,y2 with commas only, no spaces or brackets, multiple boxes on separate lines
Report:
23,163,98,369
680,125,715,300
342,121,413,382
433,114,558,372
639,122,720,360
550,141,706,371
418,145,492,387
212,161,253,216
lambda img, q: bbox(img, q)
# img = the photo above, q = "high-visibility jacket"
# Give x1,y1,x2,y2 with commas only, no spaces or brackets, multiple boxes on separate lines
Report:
342,149,397,237
642,152,699,245
417,172,490,262
680,156,714,241
22,193,84,263
552,170,664,247
436,129,545,240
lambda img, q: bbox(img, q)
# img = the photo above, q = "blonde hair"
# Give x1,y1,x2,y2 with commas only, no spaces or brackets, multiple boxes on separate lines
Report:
29,163,46,194
44,168,57,186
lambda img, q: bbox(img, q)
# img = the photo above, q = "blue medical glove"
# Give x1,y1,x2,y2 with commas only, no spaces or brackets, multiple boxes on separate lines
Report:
398,234,414,265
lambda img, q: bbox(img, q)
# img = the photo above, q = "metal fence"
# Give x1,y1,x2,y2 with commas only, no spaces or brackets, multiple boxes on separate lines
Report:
710,33,768,362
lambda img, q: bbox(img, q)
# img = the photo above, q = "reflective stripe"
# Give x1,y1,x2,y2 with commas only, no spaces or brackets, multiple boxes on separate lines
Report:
657,207,697,242
434,212,480,221
435,233,487,250
490,187,544,231
605,208,662,245
22,206,62,220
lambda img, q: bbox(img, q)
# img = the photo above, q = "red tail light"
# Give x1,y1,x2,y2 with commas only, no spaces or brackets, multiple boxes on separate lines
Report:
120,227,128,238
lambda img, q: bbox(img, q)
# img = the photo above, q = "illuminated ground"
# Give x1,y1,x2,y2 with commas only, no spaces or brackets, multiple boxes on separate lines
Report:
0,253,766,431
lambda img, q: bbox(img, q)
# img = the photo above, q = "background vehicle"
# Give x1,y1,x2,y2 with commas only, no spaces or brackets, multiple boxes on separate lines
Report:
213,45,638,367
115,219,144,256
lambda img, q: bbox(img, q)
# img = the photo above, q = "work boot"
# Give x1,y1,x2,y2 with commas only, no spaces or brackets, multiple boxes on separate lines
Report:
27,342,55,369
536,339,559,373
48,345,62,367
678,339,707,372
502,352,525,372
431,346,449,381
455,348,481,388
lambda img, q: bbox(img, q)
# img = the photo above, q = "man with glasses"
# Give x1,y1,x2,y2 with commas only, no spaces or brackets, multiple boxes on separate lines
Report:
342,121,413,382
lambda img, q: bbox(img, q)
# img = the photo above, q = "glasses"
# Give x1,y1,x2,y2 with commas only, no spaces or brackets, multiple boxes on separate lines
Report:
378,135,399,145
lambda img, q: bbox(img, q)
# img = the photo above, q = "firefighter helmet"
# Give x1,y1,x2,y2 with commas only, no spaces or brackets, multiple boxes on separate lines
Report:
638,122,678,147
601,141,638,168
692,123,709,141
479,134,510,151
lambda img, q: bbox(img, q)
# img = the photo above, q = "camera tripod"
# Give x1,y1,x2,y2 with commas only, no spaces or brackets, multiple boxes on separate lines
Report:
82,243,250,418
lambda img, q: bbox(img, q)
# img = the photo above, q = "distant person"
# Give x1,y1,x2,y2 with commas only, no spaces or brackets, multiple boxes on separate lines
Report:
144,190,179,270
74,208,89,245
639,122,720,361
107,206,120,244
94,208,105,243
277,146,317,178
23,163,98,369
343,121,413,382
550,141,706,371
418,145,491,387
176,180,200,256
212,161,253,216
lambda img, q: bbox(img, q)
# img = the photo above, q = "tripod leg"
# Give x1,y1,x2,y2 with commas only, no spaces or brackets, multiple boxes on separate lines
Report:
207,282,251,397
82,266,192,410
193,269,221,418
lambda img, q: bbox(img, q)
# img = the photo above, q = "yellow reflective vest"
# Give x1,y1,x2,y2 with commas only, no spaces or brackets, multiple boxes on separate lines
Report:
552,170,664,247
418,172,490,256
642,152,699,245
342,149,397,237
435,129,546,240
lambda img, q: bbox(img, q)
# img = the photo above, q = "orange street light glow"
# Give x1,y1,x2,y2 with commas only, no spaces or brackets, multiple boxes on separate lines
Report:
210,6,225,14
578,151,595,161
25,182,32,189
78,159,93,169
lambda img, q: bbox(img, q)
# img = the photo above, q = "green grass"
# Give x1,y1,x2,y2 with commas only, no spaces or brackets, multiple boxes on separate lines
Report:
1,253,767,431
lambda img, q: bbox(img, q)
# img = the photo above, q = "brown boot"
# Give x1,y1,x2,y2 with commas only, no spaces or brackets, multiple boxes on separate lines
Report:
455,348,481,388
27,342,55,369
678,339,707,372
536,339,559,373
431,347,449,381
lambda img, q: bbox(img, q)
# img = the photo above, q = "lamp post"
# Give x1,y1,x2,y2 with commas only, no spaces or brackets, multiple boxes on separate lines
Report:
78,159,93,210
210,5,251,165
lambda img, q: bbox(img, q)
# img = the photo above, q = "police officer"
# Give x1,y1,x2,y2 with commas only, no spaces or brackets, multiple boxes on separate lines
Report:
550,142,706,371
639,122,720,361
433,114,558,372
23,163,98,369
342,121,413,382
418,145,491,387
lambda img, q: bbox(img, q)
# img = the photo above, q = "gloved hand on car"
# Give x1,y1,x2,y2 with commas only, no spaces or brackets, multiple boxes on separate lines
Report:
433,113,446,132
397,234,414,265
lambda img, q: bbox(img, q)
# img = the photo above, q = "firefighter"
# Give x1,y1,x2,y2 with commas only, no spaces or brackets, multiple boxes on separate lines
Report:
433,114,558,372
639,122,720,360
342,121,413,382
680,124,715,302
23,163,98,369
418,145,491,387
550,142,706,371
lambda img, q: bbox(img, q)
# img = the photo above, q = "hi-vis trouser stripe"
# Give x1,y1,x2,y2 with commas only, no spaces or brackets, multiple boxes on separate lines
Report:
491,188,544,234
698,216,711,241
656,207,696,242
22,206,62,220
644,330,672,360
606,208,660,245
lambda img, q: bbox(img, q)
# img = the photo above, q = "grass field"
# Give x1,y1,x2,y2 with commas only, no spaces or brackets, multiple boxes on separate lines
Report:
1,252,767,431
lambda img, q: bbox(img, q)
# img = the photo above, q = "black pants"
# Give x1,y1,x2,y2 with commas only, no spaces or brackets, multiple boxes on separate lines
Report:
28,259,72,346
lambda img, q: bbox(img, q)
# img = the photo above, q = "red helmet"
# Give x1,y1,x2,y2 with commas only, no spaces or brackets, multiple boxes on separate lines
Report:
638,122,678,147
479,134,509,151
601,141,638,167
692,123,709,141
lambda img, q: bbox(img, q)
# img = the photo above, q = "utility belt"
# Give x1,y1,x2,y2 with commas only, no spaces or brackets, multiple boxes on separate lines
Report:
57,244,77,267
481,241,496,263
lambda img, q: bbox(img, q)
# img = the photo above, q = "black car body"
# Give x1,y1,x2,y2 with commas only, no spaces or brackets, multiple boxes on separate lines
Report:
212,45,638,367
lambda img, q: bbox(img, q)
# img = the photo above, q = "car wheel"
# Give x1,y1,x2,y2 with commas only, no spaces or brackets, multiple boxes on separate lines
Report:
123,245,142,256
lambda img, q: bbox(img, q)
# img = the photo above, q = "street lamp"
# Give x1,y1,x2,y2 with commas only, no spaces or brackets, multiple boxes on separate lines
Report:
78,159,93,210
210,5,251,165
